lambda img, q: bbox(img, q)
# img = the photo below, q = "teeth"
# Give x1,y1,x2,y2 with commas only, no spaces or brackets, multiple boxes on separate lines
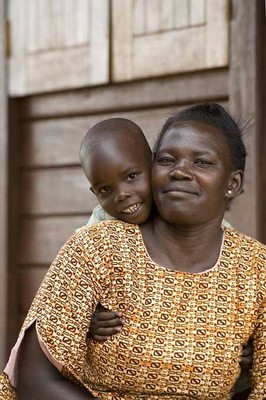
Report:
122,203,141,214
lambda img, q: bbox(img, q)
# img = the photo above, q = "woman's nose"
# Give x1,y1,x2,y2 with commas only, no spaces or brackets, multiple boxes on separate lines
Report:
169,162,193,180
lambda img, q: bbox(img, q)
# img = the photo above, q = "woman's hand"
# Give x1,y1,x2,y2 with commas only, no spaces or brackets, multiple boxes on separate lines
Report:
88,304,123,342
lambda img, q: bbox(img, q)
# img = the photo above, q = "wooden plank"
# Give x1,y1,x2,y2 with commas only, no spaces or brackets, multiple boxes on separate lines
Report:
0,0,7,370
75,0,91,45
20,110,168,167
189,0,205,26
35,0,90,49
21,167,97,215
133,26,205,77
133,0,146,35
27,0,39,52
112,0,133,81
90,0,109,84
160,0,174,31
21,117,92,167
27,46,91,93
19,216,89,265
173,0,189,28
205,0,229,67
19,267,48,313
54,0,90,48
35,0,51,50
145,0,160,33
21,69,229,119
228,0,259,239
8,0,27,95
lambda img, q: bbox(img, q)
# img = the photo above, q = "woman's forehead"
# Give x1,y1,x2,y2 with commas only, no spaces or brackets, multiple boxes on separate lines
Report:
158,122,228,151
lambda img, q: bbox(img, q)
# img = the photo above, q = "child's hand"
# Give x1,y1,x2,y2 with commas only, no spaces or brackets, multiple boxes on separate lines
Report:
240,339,253,370
89,304,123,342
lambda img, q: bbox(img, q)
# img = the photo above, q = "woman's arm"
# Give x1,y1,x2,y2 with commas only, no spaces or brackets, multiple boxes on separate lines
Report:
17,325,99,400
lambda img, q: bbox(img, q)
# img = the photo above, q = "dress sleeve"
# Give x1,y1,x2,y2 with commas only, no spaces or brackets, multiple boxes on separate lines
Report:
0,373,16,400
20,228,105,389
249,280,266,398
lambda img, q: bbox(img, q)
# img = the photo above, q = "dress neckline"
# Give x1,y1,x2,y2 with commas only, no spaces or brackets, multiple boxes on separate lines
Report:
135,224,226,276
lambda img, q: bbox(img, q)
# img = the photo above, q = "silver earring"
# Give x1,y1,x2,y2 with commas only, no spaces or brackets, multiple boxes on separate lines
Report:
227,189,232,195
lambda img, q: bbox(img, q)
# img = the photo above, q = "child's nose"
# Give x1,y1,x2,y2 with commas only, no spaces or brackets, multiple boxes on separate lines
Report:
114,190,130,203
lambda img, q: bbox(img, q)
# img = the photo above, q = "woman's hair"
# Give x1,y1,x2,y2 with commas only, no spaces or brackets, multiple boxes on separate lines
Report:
154,103,247,171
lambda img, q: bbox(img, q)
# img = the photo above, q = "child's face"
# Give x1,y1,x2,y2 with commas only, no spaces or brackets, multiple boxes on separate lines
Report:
84,139,153,224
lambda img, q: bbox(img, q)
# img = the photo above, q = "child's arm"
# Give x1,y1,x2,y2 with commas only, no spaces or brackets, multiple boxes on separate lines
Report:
89,304,123,342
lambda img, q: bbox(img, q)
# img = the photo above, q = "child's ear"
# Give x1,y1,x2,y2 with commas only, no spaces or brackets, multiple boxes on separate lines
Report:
90,187,95,194
225,170,244,199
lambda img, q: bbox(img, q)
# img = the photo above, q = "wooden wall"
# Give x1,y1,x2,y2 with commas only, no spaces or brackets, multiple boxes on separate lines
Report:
4,0,265,362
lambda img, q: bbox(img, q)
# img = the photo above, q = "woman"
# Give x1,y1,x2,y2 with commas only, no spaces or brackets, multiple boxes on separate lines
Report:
1,103,265,399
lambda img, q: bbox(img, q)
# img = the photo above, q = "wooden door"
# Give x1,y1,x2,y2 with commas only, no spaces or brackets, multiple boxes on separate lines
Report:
8,0,109,95
112,0,229,80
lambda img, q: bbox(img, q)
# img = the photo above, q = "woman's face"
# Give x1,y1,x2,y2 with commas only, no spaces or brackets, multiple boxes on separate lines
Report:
152,121,237,226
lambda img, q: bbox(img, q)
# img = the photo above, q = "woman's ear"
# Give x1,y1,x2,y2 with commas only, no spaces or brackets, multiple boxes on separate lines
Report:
225,170,244,199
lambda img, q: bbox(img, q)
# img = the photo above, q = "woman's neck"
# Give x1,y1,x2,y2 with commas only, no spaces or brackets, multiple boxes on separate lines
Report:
140,214,225,273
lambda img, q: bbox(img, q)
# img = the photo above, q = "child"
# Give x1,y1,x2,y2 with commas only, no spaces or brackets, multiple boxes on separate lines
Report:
80,117,252,399
80,117,153,226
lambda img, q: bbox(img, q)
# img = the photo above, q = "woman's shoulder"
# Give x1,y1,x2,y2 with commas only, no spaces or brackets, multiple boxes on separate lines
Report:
224,227,266,268
224,227,265,250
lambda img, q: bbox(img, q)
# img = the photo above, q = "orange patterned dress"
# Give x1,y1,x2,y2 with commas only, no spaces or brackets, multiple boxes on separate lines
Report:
0,221,266,399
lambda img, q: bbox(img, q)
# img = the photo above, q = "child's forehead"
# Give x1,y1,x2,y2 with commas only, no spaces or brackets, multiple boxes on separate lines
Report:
94,134,149,158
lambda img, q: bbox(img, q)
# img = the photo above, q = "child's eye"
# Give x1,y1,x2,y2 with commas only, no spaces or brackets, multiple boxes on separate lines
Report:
99,186,111,194
128,172,139,180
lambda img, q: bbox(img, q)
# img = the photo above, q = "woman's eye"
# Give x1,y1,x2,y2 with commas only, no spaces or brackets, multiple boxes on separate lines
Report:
99,186,110,194
194,159,212,166
128,172,139,180
157,157,175,165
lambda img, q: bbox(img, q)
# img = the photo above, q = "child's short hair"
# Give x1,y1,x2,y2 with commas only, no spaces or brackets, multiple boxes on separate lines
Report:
80,118,151,165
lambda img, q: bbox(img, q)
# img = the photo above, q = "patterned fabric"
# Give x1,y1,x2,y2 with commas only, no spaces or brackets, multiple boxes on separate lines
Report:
0,374,16,399
1,221,266,399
